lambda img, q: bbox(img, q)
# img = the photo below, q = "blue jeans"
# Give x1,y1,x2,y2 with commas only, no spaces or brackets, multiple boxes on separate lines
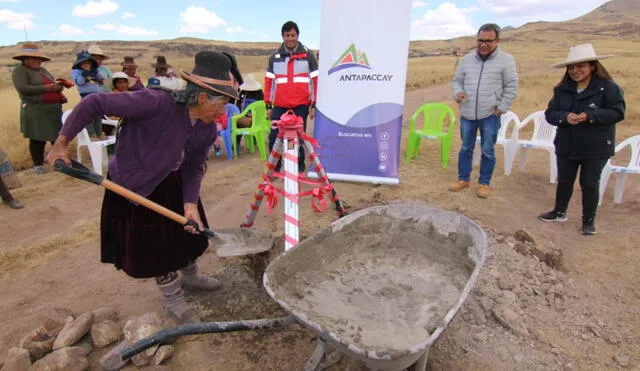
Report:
457,115,500,185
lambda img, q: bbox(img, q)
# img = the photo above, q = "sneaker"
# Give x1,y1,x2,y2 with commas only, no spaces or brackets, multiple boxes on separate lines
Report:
214,145,222,156
448,180,470,192
476,184,490,198
33,165,46,175
581,217,597,235
538,210,567,223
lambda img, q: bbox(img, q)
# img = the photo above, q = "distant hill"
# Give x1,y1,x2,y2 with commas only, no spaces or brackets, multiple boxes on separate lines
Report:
0,0,638,80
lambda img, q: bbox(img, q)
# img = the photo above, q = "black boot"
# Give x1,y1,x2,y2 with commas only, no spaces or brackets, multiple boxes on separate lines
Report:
581,216,597,235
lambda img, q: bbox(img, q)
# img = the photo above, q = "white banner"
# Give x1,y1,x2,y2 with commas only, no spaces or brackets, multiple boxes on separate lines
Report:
313,0,412,184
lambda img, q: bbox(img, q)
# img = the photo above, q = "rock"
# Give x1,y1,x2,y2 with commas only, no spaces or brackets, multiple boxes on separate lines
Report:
514,241,530,255
473,331,488,342
606,336,621,344
498,290,518,306
91,320,123,348
74,334,94,356
587,324,601,338
563,362,573,371
43,319,64,338
479,297,493,311
498,274,516,291
19,327,55,362
551,347,563,355
92,307,118,323
514,229,535,244
152,345,174,365
492,306,529,337
52,312,94,350
613,354,630,368
3,347,31,371
99,340,131,371
123,313,166,367
513,353,523,364
31,346,88,371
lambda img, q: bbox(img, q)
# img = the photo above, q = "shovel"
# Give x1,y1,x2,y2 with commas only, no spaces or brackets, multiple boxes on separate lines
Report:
53,159,273,257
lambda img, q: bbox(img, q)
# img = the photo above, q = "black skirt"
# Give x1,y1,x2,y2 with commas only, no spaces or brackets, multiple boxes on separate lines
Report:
100,171,209,278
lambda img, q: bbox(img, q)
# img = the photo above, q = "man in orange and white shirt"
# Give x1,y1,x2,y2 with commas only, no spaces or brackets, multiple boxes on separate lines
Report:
264,20,319,173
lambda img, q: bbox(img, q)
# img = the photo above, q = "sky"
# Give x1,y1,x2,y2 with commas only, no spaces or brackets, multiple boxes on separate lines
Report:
0,0,612,48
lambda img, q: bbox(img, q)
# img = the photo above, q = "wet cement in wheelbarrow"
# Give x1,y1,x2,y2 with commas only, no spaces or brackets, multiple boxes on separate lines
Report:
267,213,476,358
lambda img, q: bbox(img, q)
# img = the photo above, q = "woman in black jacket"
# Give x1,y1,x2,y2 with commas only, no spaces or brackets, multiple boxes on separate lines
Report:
538,44,625,235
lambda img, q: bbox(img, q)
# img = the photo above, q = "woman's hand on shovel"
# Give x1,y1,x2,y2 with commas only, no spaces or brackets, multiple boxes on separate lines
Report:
184,203,204,235
46,135,71,165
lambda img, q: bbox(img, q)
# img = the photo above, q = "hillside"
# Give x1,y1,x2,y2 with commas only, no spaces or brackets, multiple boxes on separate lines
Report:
0,0,638,86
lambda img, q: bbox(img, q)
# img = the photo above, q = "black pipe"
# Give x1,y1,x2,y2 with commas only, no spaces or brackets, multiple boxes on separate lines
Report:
118,316,295,361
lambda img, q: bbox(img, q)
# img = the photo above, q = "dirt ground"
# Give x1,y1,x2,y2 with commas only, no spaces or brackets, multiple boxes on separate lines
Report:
0,85,638,370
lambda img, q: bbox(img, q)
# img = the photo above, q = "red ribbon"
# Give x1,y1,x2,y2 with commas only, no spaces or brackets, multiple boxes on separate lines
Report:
258,172,334,214
258,179,280,213
299,184,334,213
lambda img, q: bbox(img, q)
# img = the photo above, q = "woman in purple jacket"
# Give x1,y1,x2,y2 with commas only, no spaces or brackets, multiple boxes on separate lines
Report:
47,51,239,324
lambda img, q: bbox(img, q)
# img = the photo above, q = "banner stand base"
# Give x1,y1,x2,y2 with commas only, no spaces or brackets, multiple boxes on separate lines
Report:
306,171,399,185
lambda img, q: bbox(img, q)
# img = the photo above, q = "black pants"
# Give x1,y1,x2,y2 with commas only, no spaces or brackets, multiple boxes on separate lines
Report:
268,105,310,172
554,156,608,219
29,139,54,166
0,176,14,202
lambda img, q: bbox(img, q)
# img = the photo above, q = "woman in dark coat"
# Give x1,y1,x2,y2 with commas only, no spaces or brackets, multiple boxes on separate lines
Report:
538,44,626,235
47,51,239,324
11,43,67,174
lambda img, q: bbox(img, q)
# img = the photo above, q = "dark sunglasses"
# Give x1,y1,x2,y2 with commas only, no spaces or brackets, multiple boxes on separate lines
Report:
477,39,496,44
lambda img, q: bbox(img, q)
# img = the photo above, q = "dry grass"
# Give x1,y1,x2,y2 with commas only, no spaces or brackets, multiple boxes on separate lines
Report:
1,23,639,169
0,219,99,278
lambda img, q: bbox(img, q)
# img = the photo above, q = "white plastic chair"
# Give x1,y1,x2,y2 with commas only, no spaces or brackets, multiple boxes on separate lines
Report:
102,116,119,129
472,110,520,171
505,110,558,183
62,109,116,176
598,135,640,205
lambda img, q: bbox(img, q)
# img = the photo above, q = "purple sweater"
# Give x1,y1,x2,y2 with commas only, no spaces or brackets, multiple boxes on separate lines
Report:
60,89,216,204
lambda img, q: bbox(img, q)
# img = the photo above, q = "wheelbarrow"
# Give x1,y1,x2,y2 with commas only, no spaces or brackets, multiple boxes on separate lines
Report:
106,204,487,370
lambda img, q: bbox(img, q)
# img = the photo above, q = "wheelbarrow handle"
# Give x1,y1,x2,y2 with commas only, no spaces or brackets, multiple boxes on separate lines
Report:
54,159,216,238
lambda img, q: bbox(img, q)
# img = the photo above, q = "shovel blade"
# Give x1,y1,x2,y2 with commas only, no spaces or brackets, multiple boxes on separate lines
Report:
213,227,274,257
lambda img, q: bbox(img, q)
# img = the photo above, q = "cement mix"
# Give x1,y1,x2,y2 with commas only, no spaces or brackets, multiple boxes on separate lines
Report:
266,210,478,357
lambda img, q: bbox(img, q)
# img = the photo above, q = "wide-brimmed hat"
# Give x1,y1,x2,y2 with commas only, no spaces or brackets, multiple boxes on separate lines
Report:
239,73,262,91
12,43,50,61
88,44,109,59
151,56,171,68
552,43,614,68
121,56,138,68
73,50,97,69
181,51,239,99
105,71,137,91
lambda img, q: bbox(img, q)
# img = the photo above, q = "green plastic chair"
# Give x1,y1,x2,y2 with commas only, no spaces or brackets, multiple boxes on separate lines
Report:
406,103,456,168
231,101,269,160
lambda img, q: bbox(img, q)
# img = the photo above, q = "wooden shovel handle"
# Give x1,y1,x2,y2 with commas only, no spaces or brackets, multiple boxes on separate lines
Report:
101,178,188,225
54,159,215,238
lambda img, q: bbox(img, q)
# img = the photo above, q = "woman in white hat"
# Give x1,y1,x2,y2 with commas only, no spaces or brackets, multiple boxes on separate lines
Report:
236,73,264,128
88,44,113,93
538,43,625,235
106,72,137,93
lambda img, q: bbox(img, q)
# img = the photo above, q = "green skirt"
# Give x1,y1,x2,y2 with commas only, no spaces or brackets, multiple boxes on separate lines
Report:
20,101,62,142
